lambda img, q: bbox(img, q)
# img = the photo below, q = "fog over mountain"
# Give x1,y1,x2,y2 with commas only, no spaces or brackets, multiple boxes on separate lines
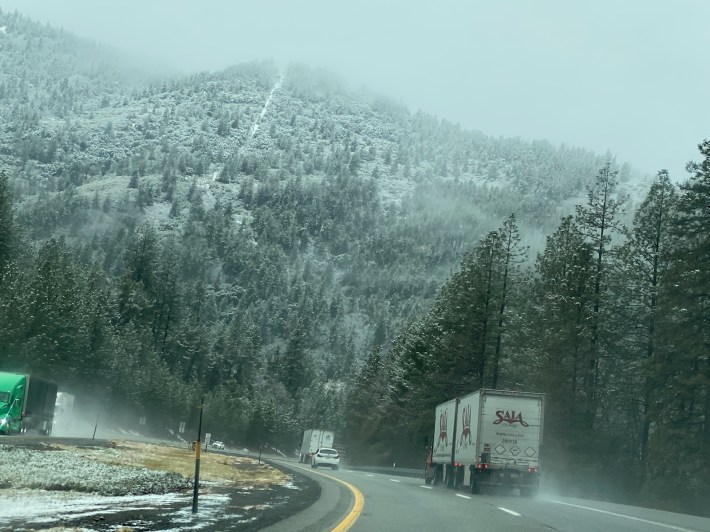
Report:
1,2,709,520
3,0,709,179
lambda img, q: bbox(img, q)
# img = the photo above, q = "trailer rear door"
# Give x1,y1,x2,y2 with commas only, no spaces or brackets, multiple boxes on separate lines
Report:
479,391,543,466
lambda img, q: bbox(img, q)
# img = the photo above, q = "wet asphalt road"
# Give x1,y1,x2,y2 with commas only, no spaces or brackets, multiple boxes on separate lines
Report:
5,436,710,531
269,458,710,532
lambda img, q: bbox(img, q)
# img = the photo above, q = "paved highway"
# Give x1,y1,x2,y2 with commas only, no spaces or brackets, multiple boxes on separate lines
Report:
7,437,708,531
271,460,710,532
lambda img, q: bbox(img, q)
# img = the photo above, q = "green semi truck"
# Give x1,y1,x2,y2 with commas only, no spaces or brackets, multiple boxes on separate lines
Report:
0,372,58,435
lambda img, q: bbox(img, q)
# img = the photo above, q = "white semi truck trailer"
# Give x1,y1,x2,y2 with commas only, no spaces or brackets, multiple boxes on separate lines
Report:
426,388,544,496
299,428,335,463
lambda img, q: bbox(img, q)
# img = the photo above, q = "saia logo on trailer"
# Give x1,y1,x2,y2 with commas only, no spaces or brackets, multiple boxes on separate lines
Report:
493,410,529,427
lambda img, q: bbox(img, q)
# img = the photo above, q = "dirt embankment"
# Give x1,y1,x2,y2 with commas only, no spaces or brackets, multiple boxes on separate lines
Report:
0,439,319,531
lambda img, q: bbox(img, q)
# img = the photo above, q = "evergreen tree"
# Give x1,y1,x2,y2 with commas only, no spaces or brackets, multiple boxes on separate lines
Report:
0,172,18,276
575,163,626,426
279,318,314,398
345,347,388,462
117,223,160,326
643,141,710,512
490,213,528,388
616,170,677,463
26,238,88,376
529,215,594,429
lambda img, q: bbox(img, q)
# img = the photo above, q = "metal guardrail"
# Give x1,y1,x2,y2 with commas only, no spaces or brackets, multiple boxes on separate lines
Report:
346,465,424,479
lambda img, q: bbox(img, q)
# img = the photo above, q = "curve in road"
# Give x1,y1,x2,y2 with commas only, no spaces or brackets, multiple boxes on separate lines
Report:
302,465,364,531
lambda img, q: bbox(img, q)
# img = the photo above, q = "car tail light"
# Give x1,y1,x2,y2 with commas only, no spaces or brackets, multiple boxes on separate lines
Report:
527,467,539,473
454,461,460,467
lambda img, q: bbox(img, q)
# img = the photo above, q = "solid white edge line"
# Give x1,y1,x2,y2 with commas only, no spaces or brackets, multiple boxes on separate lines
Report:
497,507,522,517
389,479,401,483
549,500,698,532
456,494,471,499
419,485,433,489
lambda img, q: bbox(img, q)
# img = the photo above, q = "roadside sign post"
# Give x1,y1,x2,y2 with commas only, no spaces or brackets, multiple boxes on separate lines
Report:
92,413,99,440
192,397,204,514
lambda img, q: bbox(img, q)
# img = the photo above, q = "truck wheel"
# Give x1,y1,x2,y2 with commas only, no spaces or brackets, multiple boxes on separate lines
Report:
433,464,443,486
470,479,479,494
455,466,465,489
445,465,455,489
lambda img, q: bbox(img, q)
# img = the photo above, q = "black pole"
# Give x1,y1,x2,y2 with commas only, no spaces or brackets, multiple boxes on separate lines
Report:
192,397,204,514
92,413,99,440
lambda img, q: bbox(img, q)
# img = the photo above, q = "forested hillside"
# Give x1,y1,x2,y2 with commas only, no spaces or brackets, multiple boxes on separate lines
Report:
347,155,710,516
2,8,707,517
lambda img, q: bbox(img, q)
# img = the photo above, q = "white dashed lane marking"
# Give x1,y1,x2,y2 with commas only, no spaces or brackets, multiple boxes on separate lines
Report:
498,507,522,517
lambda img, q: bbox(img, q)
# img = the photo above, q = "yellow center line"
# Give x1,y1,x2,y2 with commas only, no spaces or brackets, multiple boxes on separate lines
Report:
291,464,365,531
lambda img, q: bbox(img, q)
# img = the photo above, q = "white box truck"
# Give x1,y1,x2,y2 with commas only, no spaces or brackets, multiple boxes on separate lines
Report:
299,428,335,463
425,389,544,496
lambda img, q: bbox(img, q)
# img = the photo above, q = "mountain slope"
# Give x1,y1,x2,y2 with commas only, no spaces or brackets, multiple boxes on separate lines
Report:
0,9,648,445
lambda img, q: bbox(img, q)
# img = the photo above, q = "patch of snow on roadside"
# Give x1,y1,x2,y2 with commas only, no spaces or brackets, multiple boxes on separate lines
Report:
164,492,232,530
0,488,183,524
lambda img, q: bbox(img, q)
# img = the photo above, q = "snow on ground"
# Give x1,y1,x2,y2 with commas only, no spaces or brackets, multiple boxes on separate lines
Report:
0,440,293,530
249,73,284,140
0,488,183,523
0,488,234,531
0,444,189,496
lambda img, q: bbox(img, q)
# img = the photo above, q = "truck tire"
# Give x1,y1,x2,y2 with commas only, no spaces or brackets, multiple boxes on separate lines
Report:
445,465,455,489
454,466,465,489
424,469,433,485
470,478,479,494
433,464,443,486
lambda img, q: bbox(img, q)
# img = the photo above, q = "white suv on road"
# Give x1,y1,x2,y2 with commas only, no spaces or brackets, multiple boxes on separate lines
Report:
311,447,340,470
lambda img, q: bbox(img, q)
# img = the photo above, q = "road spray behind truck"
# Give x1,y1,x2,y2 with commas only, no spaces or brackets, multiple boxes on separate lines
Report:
299,428,335,463
426,388,544,496
0,372,58,435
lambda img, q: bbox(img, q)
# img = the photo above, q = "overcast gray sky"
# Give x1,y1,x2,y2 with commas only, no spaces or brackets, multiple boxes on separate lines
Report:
2,0,709,180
